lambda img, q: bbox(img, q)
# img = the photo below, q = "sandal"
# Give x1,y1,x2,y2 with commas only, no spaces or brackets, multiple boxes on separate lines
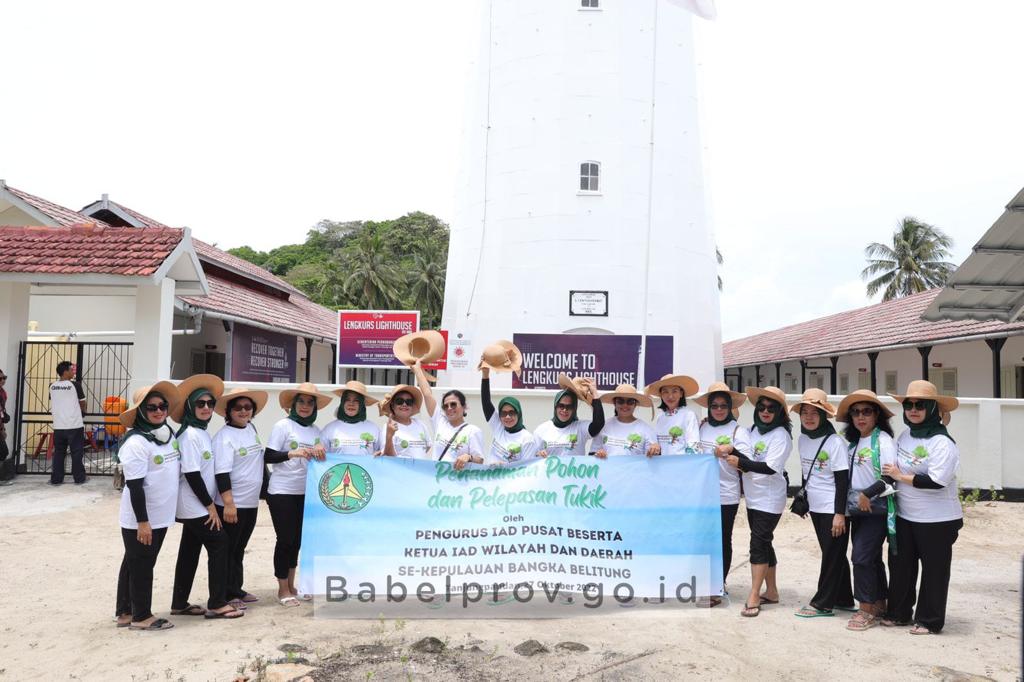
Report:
279,596,300,607
227,599,248,610
241,593,260,603
741,603,760,617
115,615,132,628
170,604,206,616
129,618,174,631
847,612,879,631
881,617,911,627
909,625,935,635
795,605,834,618
205,608,245,620
759,595,779,605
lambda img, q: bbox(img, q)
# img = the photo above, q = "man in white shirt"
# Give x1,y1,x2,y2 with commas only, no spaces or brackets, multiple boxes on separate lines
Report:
49,361,87,485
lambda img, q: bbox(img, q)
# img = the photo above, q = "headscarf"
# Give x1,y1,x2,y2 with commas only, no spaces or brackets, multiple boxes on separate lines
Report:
552,390,578,428
176,388,215,437
800,407,836,439
289,395,318,427
904,399,953,441
706,392,735,427
497,396,525,433
126,390,173,445
752,397,790,435
336,391,366,424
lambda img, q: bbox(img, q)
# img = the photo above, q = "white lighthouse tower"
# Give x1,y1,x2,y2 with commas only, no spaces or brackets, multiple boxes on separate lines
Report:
442,0,721,389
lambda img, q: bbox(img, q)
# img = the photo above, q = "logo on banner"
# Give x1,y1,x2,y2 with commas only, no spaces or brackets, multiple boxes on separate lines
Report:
319,464,374,514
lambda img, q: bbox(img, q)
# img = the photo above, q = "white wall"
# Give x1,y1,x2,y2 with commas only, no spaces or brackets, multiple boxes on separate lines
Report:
28,294,137,343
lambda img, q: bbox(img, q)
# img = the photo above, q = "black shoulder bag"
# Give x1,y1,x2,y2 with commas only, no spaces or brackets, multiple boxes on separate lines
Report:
790,435,830,518
438,423,469,462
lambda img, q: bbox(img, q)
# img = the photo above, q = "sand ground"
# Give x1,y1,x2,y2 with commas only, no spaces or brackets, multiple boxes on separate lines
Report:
0,477,1019,681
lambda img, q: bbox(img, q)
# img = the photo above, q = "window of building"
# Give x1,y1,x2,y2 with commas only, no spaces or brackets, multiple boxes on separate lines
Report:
839,373,849,394
580,161,600,192
580,0,600,8
809,372,824,390
784,375,798,394
885,371,898,394
928,368,958,396
857,371,871,390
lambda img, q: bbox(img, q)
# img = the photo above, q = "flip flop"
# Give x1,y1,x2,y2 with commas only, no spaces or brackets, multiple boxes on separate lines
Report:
115,618,132,628
205,608,245,620
759,597,779,605
279,596,300,608
881,617,911,627
297,593,313,602
741,603,760,617
129,618,174,631
795,605,834,618
241,593,260,603
909,625,935,635
170,604,206,616
227,599,248,610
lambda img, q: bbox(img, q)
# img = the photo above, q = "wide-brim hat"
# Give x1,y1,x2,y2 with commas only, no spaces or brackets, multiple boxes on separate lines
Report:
333,380,379,406
888,380,959,414
170,374,225,421
278,382,334,411
119,381,181,429
557,373,595,402
378,384,423,416
693,381,745,419
600,384,654,408
644,374,700,399
745,386,789,412
478,340,523,375
788,388,836,418
393,330,446,366
835,389,894,422
215,388,269,418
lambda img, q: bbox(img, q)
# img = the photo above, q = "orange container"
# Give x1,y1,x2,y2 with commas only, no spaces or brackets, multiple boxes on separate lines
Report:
103,396,128,437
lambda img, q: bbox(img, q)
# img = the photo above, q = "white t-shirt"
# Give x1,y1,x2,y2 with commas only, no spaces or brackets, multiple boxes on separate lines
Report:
212,423,265,508
267,419,321,495
850,431,897,494
49,379,84,430
387,416,433,460
322,419,382,456
798,432,850,515
894,431,962,523
698,420,751,505
655,407,700,454
118,427,180,530
176,426,217,520
534,419,592,458
431,406,485,463
486,413,540,465
593,417,658,457
742,426,792,514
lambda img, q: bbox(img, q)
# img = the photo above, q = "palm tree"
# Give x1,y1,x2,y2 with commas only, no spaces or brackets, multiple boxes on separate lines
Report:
341,233,403,309
861,217,956,301
407,239,447,328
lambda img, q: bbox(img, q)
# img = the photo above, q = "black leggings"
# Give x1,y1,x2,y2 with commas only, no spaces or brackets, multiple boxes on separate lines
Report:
115,527,168,621
217,505,259,600
887,516,962,632
850,514,888,604
171,516,229,610
267,494,305,580
809,511,854,610
746,508,781,567
721,504,739,585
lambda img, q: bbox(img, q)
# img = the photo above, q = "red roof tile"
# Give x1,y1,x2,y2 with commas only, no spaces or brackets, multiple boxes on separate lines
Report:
723,289,1024,367
108,200,171,229
0,225,183,276
192,239,301,295
5,185,110,228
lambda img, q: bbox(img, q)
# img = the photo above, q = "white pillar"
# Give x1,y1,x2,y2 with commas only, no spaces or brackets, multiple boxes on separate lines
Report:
132,279,175,388
0,282,31,455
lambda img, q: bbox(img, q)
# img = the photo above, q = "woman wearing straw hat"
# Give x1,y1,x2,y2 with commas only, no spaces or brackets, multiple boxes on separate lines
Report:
168,375,243,621
478,341,539,465
592,385,658,458
411,361,484,469
694,382,751,602
882,380,963,635
837,388,898,631
791,389,855,619
265,382,330,606
533,374,604,459
380,384,432,459
114,382,182,631
211,387,269,608
724,386,792,617
645,374,701,455
322,381,382,456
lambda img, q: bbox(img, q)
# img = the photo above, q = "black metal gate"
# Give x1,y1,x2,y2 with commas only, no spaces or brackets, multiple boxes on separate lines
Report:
12,341,133,476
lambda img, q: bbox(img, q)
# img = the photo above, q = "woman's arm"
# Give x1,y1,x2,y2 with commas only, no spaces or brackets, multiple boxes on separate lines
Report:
833,469,850,515
481,370,495,421
588,398,605,437
412,360,437,418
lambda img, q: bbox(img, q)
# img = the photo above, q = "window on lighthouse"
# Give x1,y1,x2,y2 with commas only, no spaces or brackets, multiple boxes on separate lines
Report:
580,162,600,192
580,0,600,8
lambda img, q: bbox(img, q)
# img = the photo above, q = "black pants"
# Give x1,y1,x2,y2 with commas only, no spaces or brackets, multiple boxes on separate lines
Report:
51,427,85,484
721,504,739,585
746,508,781,567
171,516,229,610
850,513,888,604
267,494,305,580
887,516,962,633
217,505,259,600
809,512,854,610
115,526,168,621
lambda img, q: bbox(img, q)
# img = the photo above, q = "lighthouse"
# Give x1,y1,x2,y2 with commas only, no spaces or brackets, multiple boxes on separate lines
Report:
441,0,721,390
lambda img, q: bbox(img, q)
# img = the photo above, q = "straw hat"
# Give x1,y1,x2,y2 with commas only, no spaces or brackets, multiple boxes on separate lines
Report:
118,381,181,429
393,330,446,366
333,380,379,405
600,384,654,407
693,381,746,418
745,386,789,412
888,380,959,414
835,389,894,422
278,382,335,411
644,374,700,399
557,373,596,402
170,374,225,421
788,388,836,418
377,384,423,416
215,388,269,417
478,340,523,375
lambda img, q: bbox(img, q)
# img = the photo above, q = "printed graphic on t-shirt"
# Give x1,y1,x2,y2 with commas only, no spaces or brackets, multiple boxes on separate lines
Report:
601,433,645,452
202,450,212,461
436,432,470,455
814,451,829,470
330,433,377,451
289,436,321,449
394,432,429,453
493,441,526,462
854,447,872,467
753,440,767,458
153,440,180,466
897,446,929,466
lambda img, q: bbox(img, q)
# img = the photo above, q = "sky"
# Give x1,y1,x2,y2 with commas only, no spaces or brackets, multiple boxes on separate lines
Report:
2,1,1022,342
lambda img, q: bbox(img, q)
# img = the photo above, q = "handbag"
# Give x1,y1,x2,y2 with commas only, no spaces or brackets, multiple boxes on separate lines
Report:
790,435,830,518
438,423,469,462
846,430,887,516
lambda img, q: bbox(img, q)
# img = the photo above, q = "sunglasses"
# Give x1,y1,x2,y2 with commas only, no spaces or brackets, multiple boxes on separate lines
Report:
230,403,254,412
903,399,928,411
709,402,729,409
556,403,574,411
756,402,779,414
295,398,316,406
850,407,876,418
144,402,169,413
443,401,461,410
392,397,415,407
614,398,638,406
499,410,518,418
194,398,217,409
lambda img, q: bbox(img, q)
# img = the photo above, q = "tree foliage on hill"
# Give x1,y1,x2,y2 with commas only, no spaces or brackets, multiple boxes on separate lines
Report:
861,217,956,301
228,212,449,328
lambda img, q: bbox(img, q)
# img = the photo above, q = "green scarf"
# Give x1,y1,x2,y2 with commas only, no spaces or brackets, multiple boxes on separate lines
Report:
125,391,173,446
706,392,735,427
289,396,318,427
753,399,788,435
497,396,525,433
800,408,836,439
176,388,215,437
336,391,367,424
552,390,578,428
904,399,954,442
859,428,897,551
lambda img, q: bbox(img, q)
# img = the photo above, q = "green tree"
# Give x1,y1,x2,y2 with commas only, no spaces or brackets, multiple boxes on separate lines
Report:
342,232,404,309
227,245,269,266
861,217,955,301
407,239,447,328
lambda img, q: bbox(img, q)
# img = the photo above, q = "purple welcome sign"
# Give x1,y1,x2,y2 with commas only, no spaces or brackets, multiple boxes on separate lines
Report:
511,334,673,390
